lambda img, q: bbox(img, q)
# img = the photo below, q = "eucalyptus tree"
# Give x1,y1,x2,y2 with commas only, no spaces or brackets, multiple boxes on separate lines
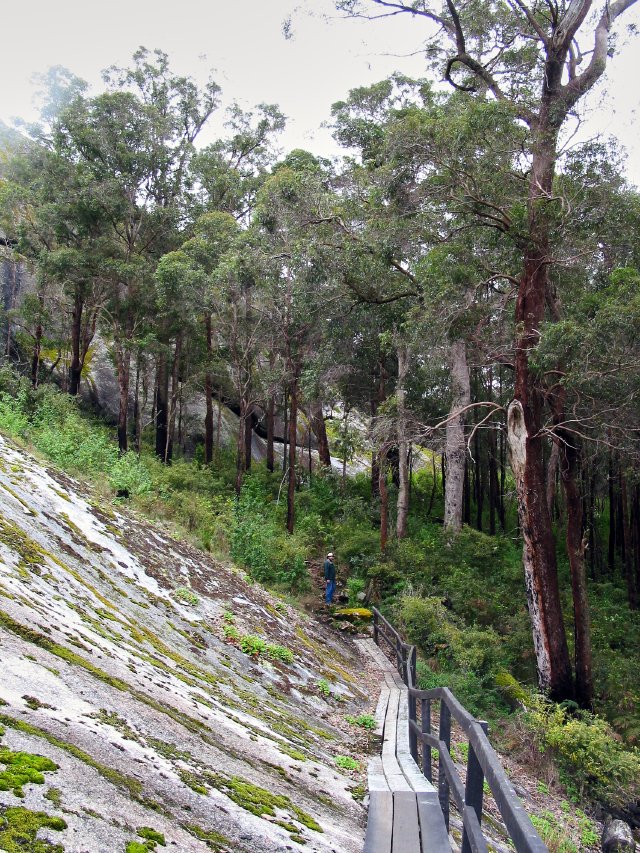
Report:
337,0,638,700
3,142,110,394
52,49,220,451
332,78,518,534
254,150,347,532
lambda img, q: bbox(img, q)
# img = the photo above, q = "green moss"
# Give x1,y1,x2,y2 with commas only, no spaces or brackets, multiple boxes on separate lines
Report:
0,806,67,852
0,612,212,738
89,709,137,741
22,695,55,712
0,714,143,801
0,483,38,516
125,843,149,853
44,787,62,808
183,823,235,851
0,744,59,797
145,738,192,762
137,827,166,845
205,773,322,833
179,770,208,795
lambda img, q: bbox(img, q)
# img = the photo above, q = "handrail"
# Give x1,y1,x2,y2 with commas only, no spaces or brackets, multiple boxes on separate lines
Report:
372,608,548,853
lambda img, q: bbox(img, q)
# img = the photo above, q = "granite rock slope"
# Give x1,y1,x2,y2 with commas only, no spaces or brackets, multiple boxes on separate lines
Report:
0,434,368,852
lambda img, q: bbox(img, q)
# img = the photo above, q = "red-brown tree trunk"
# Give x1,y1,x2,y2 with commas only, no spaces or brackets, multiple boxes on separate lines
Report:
558,436,593,707
69,291,84,396
310,400,331,467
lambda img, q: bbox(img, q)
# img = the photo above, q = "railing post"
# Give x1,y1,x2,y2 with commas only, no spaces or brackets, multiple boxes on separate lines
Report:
373,609,379,646
395,635,402,676
461,720,489,853
421,697,432,783
438,698,451,831
408,646,418,761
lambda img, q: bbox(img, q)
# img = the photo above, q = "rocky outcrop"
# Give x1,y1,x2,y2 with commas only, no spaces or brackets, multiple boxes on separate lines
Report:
0,433,368,852
603,817,636,852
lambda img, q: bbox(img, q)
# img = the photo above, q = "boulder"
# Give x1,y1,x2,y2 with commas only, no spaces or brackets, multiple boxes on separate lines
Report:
603,818,636,852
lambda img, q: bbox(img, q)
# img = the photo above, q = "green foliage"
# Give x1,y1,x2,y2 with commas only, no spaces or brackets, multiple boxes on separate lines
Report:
231,475,309,589
317,679,331,697
0,806,66,853
334,755,359,770
0,745,58,798
345,713,376,730
526,700,640,809
172,587,199,606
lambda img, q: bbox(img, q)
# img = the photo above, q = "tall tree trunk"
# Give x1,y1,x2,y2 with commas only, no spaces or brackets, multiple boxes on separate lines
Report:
608,448,616,576
204,313,214,465
546,441,560,521
507,120,573,701
286,377,298,534
115,344,130,453
215,393,222,457
379,452,389,552
266,393,275,473
69,291,84,396
235,396,246,496
426,454,437,518
282,389,289,475
310,400,331,467
474,418,483,532
633,485,640,611
166,334,182,464
31,323,43,389
155,351,169,461
396,343,410,540
133,353,141,454
444,339,470,532
244,402,253,472
488,422,499,535
558,436,593,707
620,472,638,609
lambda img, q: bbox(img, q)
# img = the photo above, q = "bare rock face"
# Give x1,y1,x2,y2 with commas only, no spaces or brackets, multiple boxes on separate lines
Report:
602,818,636,852
0,433,368,852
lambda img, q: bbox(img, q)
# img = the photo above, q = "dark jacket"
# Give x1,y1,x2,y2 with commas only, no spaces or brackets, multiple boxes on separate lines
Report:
323,559,336,582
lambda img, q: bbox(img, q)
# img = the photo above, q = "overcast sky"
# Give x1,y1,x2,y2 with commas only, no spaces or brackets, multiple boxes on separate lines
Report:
1,0,638,182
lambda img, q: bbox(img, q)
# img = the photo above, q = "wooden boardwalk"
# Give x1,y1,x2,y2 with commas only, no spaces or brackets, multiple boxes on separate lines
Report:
355,639,450,853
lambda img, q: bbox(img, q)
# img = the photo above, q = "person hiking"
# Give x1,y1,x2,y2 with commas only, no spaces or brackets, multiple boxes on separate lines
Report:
323,552,336,604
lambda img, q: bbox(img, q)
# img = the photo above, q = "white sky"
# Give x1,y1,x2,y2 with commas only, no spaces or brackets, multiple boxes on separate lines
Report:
1,0,638,182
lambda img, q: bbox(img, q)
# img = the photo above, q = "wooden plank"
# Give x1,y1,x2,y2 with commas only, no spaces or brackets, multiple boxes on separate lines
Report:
368,756,391,792
364,790,393,853
375,687,391,738
392,791,421,853
417,791,450,853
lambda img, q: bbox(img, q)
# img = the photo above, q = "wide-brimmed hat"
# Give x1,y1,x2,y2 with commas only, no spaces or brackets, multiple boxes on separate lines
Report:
327,552,334,557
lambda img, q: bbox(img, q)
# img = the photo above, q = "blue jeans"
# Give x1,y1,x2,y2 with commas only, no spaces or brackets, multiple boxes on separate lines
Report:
325,579,336,604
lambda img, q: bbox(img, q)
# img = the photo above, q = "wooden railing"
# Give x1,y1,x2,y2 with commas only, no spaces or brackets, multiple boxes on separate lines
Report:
373,608,548,853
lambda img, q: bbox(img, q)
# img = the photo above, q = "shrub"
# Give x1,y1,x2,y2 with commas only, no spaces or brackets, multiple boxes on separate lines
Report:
526,700,640,809
335,755,359,770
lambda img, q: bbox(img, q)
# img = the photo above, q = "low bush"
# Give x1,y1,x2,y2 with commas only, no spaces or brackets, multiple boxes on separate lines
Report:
526,700,640,809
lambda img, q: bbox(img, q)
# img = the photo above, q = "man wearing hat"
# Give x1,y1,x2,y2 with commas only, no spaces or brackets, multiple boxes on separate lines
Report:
323,552,336,604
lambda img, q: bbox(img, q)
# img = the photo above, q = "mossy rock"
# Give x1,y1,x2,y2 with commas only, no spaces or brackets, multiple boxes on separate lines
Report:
333,608,373,622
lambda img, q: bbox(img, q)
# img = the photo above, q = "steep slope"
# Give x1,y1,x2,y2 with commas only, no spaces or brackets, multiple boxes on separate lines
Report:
0,434,368,852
